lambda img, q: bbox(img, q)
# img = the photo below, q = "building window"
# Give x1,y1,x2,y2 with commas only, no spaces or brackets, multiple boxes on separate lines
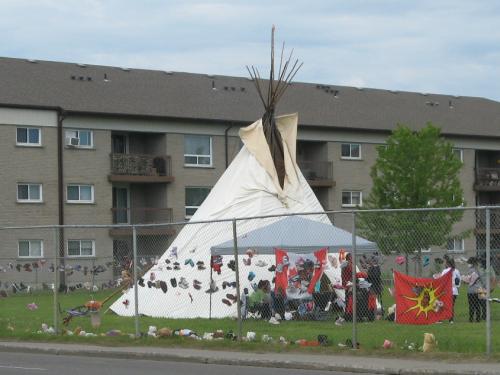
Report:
18,240,43,258
342,191,362,207
68,240,95,257
185,187,211,218
341,143,361,159
16,127,41,146
67,184,94,203
447,238,465,253
453,148,463,162
184,135,212,166
65,129,93,148
17,183,42,202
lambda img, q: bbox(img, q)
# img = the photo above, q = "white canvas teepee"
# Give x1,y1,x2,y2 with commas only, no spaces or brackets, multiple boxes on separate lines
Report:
110,113,342,318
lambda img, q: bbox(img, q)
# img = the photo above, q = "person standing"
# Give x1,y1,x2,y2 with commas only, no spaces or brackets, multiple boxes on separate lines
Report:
440,256,461,323
462,257,484,323
367,253,383,310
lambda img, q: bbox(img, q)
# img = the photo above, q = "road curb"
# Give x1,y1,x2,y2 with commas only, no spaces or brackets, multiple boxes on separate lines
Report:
0,343,495,375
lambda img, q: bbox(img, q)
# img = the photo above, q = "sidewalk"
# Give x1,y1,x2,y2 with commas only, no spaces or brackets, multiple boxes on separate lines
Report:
0,341,497,375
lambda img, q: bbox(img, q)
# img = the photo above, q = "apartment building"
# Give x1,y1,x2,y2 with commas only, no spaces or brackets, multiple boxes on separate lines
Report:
1,56,500,285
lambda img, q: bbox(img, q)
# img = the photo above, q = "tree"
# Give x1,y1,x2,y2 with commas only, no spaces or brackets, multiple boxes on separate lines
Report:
357,123,464,275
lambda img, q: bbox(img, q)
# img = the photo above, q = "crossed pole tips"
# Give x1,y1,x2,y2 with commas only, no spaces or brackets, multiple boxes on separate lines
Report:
246,26,303,189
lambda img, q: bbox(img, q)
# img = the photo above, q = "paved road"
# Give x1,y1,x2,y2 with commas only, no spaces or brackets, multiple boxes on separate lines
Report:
0,351,359,375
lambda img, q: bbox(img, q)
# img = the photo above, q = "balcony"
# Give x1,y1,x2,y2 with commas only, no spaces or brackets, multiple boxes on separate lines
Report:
109,207,176,237
297,160,335,187
475,209,500,235
474,168,500,191
109,154,174,183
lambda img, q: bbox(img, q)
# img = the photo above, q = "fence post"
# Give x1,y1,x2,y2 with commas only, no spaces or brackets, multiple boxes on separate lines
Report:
485,207,491,357
53,227,59,334
132,225,140,338
351,211,357,349
232,219,242,342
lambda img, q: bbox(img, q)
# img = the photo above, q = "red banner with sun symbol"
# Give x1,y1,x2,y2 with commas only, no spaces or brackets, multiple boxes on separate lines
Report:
394,270,453,324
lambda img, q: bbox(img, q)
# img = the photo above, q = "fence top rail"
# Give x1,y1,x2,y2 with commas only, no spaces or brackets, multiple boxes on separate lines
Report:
1,205,499,230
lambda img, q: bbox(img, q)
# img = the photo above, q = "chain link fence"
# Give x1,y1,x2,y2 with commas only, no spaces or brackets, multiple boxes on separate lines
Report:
0,207,498,354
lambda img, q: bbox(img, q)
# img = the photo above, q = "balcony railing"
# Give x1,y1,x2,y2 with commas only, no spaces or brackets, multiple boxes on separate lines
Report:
110,154,172,177
475,167,500,190
297,160,334,186
475,209,500,231
111,207,173,224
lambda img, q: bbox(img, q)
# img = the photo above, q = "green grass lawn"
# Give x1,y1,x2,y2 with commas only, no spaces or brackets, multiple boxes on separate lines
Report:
0,288,499,359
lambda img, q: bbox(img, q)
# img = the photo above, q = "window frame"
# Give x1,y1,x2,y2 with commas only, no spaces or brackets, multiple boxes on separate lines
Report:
341,143,362,160
16,127,41,147
67,239,95,257
185,186,211,219
341,190,363,207
65,129,94,148
66,184,94,203
452,148,463,163
18,240,43,258
184,135,213,167
447,238,465,253
17,183,43,203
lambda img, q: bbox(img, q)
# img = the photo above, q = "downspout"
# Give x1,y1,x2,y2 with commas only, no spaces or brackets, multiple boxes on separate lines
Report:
57,108,66,289
224,124,233,169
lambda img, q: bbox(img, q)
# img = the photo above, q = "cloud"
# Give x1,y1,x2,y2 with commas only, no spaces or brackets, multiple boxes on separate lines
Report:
0,0,499,100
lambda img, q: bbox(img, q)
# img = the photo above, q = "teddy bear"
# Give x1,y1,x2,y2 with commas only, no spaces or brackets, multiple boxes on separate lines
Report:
422,332,437,352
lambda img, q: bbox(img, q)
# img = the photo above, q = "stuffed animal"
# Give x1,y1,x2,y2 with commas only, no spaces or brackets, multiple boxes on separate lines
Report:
383,339,393,349
147,325,157,337
422,332,437,352
158,327,173,337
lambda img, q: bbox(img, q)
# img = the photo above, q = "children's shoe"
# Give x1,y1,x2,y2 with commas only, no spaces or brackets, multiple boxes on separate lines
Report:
205,280,218,294
255,260,267,267
222,298,232,306
268,265,276,272
197,261,206,270
159,280,168,293
248,271,256,281
178,277,189,289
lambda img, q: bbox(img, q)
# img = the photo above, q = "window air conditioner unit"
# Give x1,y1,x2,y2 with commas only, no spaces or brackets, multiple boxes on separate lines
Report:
66,137,80,146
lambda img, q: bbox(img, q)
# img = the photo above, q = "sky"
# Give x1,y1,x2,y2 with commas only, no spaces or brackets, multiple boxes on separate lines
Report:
1,0,500,101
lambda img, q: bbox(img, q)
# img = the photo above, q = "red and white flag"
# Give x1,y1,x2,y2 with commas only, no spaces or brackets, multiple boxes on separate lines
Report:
275,248,327,299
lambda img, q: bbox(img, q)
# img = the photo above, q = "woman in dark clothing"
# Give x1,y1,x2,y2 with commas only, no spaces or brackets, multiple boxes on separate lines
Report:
367,255,383,308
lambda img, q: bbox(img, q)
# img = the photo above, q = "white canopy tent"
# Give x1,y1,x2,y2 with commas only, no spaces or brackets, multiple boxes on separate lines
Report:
211,215,378,255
